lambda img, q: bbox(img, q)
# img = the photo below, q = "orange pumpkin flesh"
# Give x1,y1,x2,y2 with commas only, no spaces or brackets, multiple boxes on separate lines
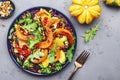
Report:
36,26,53,49
15,25,28,41
54,47,60,62
54,29,73,46
15,25,34,41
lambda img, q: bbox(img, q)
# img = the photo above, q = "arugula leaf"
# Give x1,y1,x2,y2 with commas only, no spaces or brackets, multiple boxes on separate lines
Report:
41,66,51,74
23,61,30,68
26,13,31,19
39,64,51,74
18,19,25,24
82,21,101,43
16,57,22,65
39,63,44,68
8,27,14,39
54,62,62,71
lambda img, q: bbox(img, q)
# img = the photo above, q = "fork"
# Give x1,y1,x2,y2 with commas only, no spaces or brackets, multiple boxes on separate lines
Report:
68,50,90,80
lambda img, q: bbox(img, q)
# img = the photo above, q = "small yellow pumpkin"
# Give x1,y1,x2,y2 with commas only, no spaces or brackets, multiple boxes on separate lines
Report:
69,0,101,24
103,0,120,7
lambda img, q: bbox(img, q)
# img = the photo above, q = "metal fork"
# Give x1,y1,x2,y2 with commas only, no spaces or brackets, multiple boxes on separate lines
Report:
68,50,90,80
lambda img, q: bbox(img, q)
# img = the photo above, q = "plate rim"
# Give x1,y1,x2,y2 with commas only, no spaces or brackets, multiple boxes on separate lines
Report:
7,6,77,76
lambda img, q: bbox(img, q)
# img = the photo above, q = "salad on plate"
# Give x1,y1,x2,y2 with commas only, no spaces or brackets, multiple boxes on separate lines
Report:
8,7,76,75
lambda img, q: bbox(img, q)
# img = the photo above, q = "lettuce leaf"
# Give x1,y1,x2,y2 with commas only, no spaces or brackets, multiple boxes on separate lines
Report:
18,13,32,24
22,22,38,32
23,54,33,68
48,44,57,63
27,30,42,49
67,37,75,62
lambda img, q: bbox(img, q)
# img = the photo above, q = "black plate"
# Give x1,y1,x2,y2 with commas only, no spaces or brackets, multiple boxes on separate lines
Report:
7,6,77,76
0,0,15,19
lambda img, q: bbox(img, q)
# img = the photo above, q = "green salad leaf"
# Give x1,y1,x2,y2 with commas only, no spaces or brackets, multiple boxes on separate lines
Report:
41,67,51,74
18,19,25,24
26,13,31,19
27,30,42,49
16,57,22,65
67,43,75,62
23,54,33,68
82,21,101,43
39,64,51,74
39,63,44,68
18,13,32,24
22,22,38,32
54,62,62,71
48,44,57,63
8,28,14,39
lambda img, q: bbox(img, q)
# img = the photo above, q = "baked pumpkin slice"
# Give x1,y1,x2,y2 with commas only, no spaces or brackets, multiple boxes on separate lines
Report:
54,29,73,46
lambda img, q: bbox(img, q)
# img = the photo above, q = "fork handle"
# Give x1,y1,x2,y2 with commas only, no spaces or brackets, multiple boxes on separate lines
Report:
68,67,78,80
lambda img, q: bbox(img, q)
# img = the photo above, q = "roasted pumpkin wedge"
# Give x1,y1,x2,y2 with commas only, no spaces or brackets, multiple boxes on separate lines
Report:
54,47,61,62
15,24,34,41
54,29,73,46
36,26,53,49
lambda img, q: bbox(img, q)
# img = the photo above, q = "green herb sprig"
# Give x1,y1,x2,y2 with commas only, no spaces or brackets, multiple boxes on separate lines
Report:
82,21,101,43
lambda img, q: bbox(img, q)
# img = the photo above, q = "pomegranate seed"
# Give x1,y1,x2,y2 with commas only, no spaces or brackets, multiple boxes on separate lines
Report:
9,48,13,53
22,45,28,50
59,22,62,26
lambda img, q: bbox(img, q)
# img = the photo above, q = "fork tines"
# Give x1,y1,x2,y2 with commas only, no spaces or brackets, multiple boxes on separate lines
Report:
76,50,90,65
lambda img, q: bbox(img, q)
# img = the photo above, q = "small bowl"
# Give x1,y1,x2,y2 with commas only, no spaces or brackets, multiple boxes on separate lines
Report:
0,0,15,19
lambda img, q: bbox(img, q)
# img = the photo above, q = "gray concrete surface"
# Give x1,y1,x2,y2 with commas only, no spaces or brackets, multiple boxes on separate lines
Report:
0,0,120,80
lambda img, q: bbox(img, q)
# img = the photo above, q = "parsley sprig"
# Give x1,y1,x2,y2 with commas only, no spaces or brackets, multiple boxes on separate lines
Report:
82,21,101,43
